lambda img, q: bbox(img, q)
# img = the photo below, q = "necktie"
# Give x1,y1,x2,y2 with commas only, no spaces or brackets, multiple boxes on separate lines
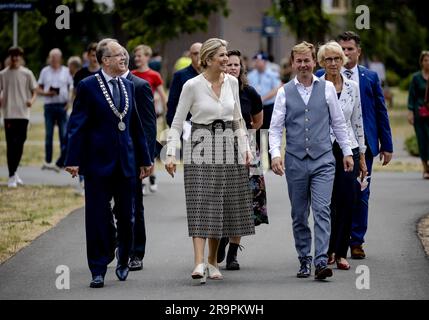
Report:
109,78,120,109
344,69,353,80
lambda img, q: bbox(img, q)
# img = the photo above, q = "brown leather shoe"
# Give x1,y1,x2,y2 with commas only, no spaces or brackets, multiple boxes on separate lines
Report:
350,245,366,259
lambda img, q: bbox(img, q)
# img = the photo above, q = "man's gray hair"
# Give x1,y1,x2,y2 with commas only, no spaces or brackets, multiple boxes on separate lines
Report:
122,46,130,68
96,38,118,65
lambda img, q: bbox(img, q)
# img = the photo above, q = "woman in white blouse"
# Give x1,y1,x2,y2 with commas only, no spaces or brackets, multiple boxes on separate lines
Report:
317,41,368,270
165,38,254,285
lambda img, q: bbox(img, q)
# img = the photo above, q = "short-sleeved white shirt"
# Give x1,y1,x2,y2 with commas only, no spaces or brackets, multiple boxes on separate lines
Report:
38,65,73,104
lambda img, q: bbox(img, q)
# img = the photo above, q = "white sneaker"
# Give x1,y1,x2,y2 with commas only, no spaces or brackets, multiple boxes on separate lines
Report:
41,162,53,170
15,174,24,185
149,183,158,193
142,183,148,196
41,162,61,173
8,176,17,188
75,181,85,196
149,175,158,193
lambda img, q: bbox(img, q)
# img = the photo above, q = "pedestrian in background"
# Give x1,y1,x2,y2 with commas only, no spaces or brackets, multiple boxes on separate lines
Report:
0,47,38,188
70,42,100,196
38,48,73,172
248,52,281,168
408,50,429,179
166,42,202,128
133,44,167,194
118,47,157,272
217,49,267,271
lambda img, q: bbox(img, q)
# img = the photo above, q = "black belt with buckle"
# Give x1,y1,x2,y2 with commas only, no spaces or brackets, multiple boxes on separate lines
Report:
211,119,226,131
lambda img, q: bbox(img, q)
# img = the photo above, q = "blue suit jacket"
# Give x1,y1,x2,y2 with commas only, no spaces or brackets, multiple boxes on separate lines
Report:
65,71,151,177
126,72,157,162
166,64,199,127
315,66,393,156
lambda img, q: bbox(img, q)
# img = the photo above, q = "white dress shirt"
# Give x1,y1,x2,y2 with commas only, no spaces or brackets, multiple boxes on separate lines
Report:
101,69,119,96
341,64,360,85
38,65,73,104
320,74,366,153
121,69,130,79
269,75,352,159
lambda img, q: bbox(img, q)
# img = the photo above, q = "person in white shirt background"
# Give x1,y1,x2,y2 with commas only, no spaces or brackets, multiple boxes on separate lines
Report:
37,48,73,172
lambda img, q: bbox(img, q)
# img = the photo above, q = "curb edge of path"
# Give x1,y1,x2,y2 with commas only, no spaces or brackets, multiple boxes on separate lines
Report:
417,213,429,258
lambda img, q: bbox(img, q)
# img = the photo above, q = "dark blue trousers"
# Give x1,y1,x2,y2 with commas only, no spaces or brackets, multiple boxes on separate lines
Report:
112,176,147,260
132,177,146,259
84,168,136,277
43,103,68,166
351,149,373,246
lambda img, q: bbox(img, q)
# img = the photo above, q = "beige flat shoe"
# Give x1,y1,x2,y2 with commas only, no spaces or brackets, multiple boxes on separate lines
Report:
207,263,223,280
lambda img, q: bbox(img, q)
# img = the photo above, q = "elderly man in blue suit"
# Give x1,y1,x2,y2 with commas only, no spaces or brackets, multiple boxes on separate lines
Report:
65,39,152,288
316,31,393,259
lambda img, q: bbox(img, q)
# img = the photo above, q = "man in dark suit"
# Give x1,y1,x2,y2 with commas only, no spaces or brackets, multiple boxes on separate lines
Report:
316,31,393,259
118,48,157,272
166,42,201,127
65,39,152,288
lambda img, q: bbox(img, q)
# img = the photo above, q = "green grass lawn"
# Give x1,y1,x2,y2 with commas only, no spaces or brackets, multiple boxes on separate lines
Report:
0,185,84,264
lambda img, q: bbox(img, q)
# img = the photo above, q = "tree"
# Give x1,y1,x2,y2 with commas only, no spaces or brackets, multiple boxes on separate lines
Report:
114,0,229,50
0,0,112,75
347,0,427,77
270,0,330,44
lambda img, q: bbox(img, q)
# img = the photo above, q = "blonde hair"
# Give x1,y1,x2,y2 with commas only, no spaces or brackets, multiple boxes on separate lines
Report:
290,41,316,62
317,41,348,67
134,44,152,57
199,38,228,69
67,56,82,69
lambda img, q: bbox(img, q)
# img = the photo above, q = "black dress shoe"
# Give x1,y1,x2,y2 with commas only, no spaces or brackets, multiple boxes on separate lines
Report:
315,264,333,280
128,256,143,271
90,275,104,288
115,265,129,281
297,261,311,278
217,237,229,263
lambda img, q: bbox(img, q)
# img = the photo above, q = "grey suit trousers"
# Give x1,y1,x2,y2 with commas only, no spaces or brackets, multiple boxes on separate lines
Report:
285,151,335,267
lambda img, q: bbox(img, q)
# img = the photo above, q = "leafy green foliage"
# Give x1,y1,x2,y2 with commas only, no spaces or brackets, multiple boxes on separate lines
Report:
0,0,112,75
114,0,229,50
405,134,419,157
348,0,428,78
270,0,330,44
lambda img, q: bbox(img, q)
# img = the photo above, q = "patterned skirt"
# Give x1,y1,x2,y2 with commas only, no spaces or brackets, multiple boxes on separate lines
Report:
183,121,255,238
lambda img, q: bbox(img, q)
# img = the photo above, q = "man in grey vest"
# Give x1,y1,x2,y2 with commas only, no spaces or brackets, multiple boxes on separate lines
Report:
269,42,353,280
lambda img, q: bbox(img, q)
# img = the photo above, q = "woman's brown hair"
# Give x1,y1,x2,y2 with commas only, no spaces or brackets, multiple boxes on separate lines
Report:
227,49,248,90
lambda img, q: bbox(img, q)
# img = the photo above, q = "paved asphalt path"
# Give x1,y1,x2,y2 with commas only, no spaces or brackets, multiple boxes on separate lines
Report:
0,168,428,300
